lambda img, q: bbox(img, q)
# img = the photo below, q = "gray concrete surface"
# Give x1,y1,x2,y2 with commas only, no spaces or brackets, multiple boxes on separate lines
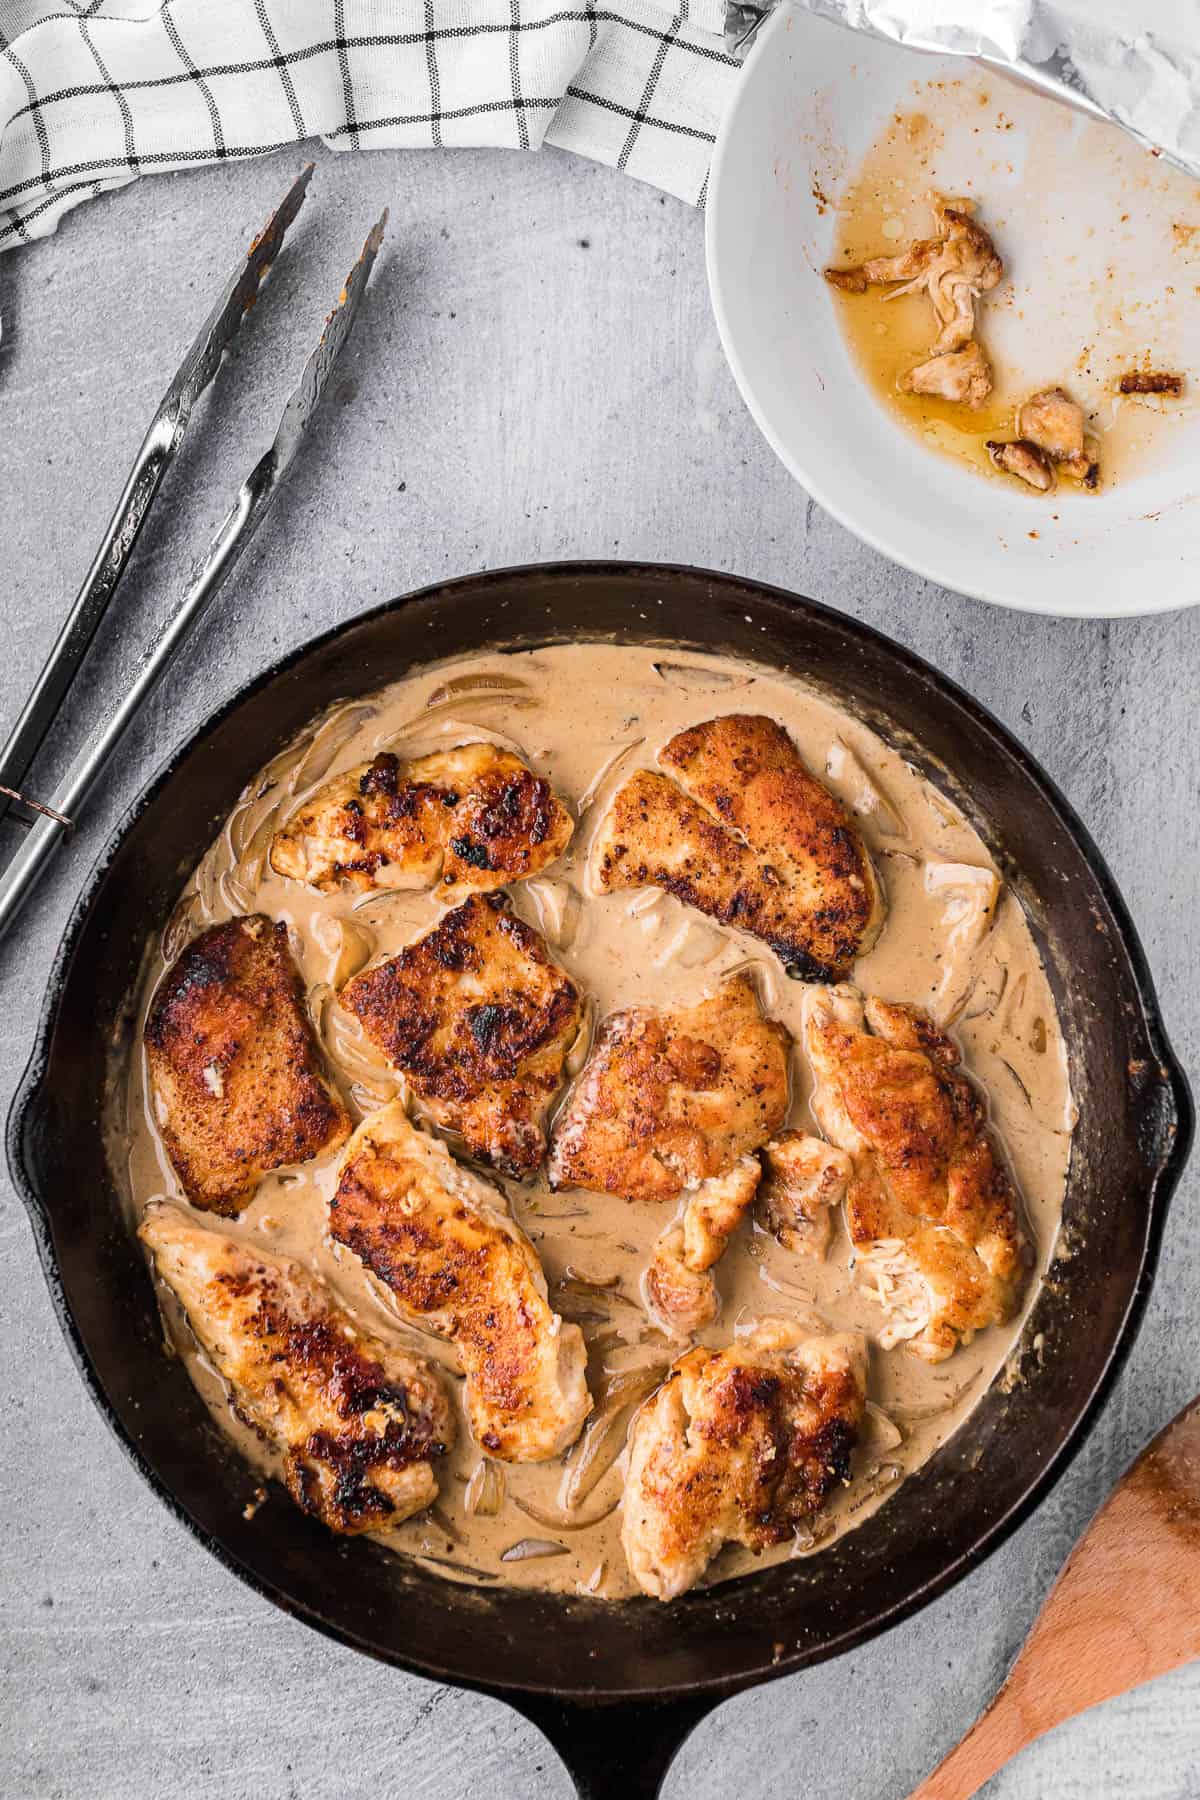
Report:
1,142,1198,1800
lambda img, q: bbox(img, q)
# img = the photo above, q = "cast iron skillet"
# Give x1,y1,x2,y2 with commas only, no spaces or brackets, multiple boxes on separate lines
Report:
7,564,1192,1798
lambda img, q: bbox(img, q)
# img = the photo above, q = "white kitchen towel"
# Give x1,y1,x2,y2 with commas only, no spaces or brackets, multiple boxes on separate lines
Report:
0,0,741,252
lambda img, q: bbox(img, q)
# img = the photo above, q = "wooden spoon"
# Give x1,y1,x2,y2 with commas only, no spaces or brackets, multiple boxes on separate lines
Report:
909,1397,1200,1800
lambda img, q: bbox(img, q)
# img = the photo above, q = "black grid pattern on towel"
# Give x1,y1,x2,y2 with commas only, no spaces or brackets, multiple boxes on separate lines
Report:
0,0,739,248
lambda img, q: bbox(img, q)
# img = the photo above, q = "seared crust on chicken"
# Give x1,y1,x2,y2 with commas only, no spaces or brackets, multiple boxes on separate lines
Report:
644,1156,762,1336
549,973,790,1204
1118,369,1184,396
144,916,351,1216
340,893,582,1176
986,438,1055,491
757,1130,852,1261
622,1319,867,1600
592,769,802,957
803,986,1025,1361
591,714,884,979
139,1203,451,1533
329,1104,591,1461
269,743,573,901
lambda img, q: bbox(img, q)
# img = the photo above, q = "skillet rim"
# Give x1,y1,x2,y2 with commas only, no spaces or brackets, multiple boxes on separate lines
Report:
6,558,1193,1707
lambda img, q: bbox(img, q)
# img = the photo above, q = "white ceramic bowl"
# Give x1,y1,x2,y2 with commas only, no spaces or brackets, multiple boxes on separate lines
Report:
705,5,1200,616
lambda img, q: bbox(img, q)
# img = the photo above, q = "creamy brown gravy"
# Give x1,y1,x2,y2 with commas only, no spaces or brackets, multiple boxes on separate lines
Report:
116,643,1072,1600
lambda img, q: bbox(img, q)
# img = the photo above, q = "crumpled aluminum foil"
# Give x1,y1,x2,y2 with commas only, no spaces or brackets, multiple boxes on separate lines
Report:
729,0,1200,183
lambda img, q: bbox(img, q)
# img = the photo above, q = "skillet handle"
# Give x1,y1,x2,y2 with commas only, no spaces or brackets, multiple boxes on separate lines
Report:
5,1044,51,1229
1131,1048,1194,1232
507,1692,716,1799
1145,1055,1193,1183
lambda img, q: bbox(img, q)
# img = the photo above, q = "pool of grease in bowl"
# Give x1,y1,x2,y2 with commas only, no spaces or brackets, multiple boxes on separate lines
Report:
825,77,1200,491
114,643,1073,1600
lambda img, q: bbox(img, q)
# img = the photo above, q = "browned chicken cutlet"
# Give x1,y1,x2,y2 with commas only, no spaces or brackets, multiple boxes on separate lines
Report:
591,714,884,980
757,1130,852,1261
144,916,351,1215
803,985,1026,1361
622,1319,867,1599
549,972,790,1204
550,971,789,1337
329,1104,591,1461
139,1203,452,1533
269,742,573,900
339,893,582,1177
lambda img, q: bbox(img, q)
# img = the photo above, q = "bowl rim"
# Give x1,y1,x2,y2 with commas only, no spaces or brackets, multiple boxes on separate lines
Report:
6,559,1193,1706
704,2,1200,621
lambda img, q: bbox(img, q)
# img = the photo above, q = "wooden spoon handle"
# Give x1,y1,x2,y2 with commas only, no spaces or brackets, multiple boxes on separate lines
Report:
909,1398,1200,1800
906,1691,1031,1800
904,1607,1140,1800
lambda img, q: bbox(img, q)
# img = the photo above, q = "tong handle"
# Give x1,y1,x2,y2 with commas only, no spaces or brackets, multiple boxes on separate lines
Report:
0,419,174,810
0,164,315,824
0,205,386,947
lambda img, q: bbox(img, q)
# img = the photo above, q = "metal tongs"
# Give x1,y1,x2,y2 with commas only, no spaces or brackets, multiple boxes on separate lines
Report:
0,166,385,942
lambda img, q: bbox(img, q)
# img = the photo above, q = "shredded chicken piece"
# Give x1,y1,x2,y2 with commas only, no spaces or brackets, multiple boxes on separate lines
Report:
826,195,1003,402
901,341,993,408
140,1204,452,1533
644,1157,762,1336
677,1154,763,1271
986,439,1055,492
906,198,1003,354
803,985,1026,1362
826,197,1001,346
1016,387,1100,485
622,1319,867,1600
825,244,941,294
757,1131,852,1260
